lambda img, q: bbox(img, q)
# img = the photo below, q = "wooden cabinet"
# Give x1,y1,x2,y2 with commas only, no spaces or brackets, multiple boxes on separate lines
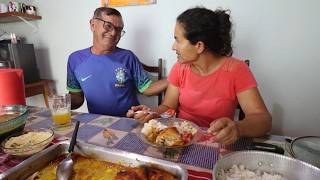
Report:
0,12,41,23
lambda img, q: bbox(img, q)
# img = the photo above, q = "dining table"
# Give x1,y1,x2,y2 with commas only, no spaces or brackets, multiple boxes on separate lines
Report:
0,106,291,180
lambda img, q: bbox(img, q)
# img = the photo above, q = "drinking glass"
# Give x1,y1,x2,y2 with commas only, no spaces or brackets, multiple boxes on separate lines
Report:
48,93,71,130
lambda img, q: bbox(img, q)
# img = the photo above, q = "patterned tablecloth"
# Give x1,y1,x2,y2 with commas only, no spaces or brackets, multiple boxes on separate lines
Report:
0,106,289,180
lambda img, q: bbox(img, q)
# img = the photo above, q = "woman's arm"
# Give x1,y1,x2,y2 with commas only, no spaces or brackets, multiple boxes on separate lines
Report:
208,87,271,145
236,87,272,137
153,83,180,114
142,79,168,96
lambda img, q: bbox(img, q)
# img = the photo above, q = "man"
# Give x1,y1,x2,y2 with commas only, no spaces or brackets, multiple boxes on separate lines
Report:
67,7,167,116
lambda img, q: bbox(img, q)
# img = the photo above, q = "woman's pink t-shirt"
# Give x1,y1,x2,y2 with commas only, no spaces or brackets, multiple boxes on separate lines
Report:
168,58,257,127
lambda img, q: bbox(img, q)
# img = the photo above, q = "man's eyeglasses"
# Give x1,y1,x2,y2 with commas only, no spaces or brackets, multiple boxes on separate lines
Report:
94,18,125,37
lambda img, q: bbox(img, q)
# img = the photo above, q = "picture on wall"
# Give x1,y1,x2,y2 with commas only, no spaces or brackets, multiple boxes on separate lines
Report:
101,0,156,7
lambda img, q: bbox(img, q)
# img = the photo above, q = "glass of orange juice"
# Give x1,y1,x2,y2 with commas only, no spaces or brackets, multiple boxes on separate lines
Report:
48,93,71,130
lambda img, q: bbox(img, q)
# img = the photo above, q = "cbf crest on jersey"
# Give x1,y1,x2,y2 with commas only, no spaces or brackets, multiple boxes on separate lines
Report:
115,67,126,87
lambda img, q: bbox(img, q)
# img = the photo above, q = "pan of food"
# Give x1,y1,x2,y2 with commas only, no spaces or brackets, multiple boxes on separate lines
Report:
0,141,188,180
213,150,320,180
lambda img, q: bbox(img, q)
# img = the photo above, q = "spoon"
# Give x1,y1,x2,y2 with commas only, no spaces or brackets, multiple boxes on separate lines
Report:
56,121,80,180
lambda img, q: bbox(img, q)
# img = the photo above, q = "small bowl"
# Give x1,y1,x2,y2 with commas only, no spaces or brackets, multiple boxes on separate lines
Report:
0,105,28,141
1,128,54,157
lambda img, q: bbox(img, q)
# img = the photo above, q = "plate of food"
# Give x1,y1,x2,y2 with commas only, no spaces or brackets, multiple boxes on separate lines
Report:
138,118,201,148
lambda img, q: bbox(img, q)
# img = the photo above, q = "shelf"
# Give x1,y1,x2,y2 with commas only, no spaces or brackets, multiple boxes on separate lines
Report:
0,12,41,23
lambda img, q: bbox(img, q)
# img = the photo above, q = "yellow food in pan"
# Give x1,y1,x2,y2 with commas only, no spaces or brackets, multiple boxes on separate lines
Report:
33,155,176,180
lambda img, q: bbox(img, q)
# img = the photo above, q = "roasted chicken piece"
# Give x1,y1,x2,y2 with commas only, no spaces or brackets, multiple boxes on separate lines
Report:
114,166,175,180
115,167,147,180
145,127,161,143
155,127,184,146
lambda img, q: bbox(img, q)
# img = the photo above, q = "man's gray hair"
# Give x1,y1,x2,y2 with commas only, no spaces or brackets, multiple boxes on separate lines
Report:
93,7,122,19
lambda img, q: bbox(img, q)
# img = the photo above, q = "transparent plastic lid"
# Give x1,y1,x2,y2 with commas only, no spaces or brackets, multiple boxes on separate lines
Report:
291,136,320,168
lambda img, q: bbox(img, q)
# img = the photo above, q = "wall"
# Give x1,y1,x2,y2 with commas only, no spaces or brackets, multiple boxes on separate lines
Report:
1,0,319,137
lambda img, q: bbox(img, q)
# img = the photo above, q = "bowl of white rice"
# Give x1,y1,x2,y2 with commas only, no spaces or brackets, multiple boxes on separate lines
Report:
213,150,320,180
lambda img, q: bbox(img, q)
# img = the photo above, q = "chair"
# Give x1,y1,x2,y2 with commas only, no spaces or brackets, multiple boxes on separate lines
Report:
141,58,163,105
238,59,250,120
25,79,53,108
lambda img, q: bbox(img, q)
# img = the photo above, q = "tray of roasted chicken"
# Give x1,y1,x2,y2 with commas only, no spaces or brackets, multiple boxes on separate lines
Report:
0,141,187,180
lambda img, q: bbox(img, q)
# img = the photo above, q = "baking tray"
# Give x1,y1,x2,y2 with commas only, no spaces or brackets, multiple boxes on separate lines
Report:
0,141,188,179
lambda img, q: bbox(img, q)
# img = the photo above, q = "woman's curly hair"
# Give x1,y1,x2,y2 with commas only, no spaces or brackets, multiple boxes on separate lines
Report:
177,7,233,57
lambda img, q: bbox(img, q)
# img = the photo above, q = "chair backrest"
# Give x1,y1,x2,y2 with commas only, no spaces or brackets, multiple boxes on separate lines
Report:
238,59,250,120
141,58,163,105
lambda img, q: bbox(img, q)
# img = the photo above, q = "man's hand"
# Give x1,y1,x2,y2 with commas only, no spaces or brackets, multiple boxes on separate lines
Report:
126,105,157,123
207,117,240,145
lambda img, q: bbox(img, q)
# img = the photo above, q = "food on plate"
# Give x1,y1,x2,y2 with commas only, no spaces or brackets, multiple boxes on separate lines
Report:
4,131,52,149
156,127,184,146
32,155,176,180
141,119,167,142
141,119,197,147
219,164,286,180
0,113,20,123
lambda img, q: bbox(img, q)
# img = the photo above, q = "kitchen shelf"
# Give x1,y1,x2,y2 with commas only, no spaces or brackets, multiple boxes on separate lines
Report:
0,12,41,23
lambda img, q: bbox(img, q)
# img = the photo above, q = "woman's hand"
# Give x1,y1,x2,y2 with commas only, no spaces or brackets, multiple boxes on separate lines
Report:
207,117,240,145
126,105,157,123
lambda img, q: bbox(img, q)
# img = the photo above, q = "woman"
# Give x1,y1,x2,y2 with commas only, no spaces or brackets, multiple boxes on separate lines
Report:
127,7,271,145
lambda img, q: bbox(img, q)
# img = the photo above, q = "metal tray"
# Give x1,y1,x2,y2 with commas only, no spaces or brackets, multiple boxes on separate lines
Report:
0,141,188,180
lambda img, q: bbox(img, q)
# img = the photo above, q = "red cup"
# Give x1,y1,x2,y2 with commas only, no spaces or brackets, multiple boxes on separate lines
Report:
0,68,26,106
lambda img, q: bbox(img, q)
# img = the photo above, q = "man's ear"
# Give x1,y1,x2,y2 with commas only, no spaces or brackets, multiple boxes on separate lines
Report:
90,19,95,31
195,41,205,54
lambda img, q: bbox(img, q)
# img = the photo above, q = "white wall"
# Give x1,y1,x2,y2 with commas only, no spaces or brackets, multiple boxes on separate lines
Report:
1,0,320,137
